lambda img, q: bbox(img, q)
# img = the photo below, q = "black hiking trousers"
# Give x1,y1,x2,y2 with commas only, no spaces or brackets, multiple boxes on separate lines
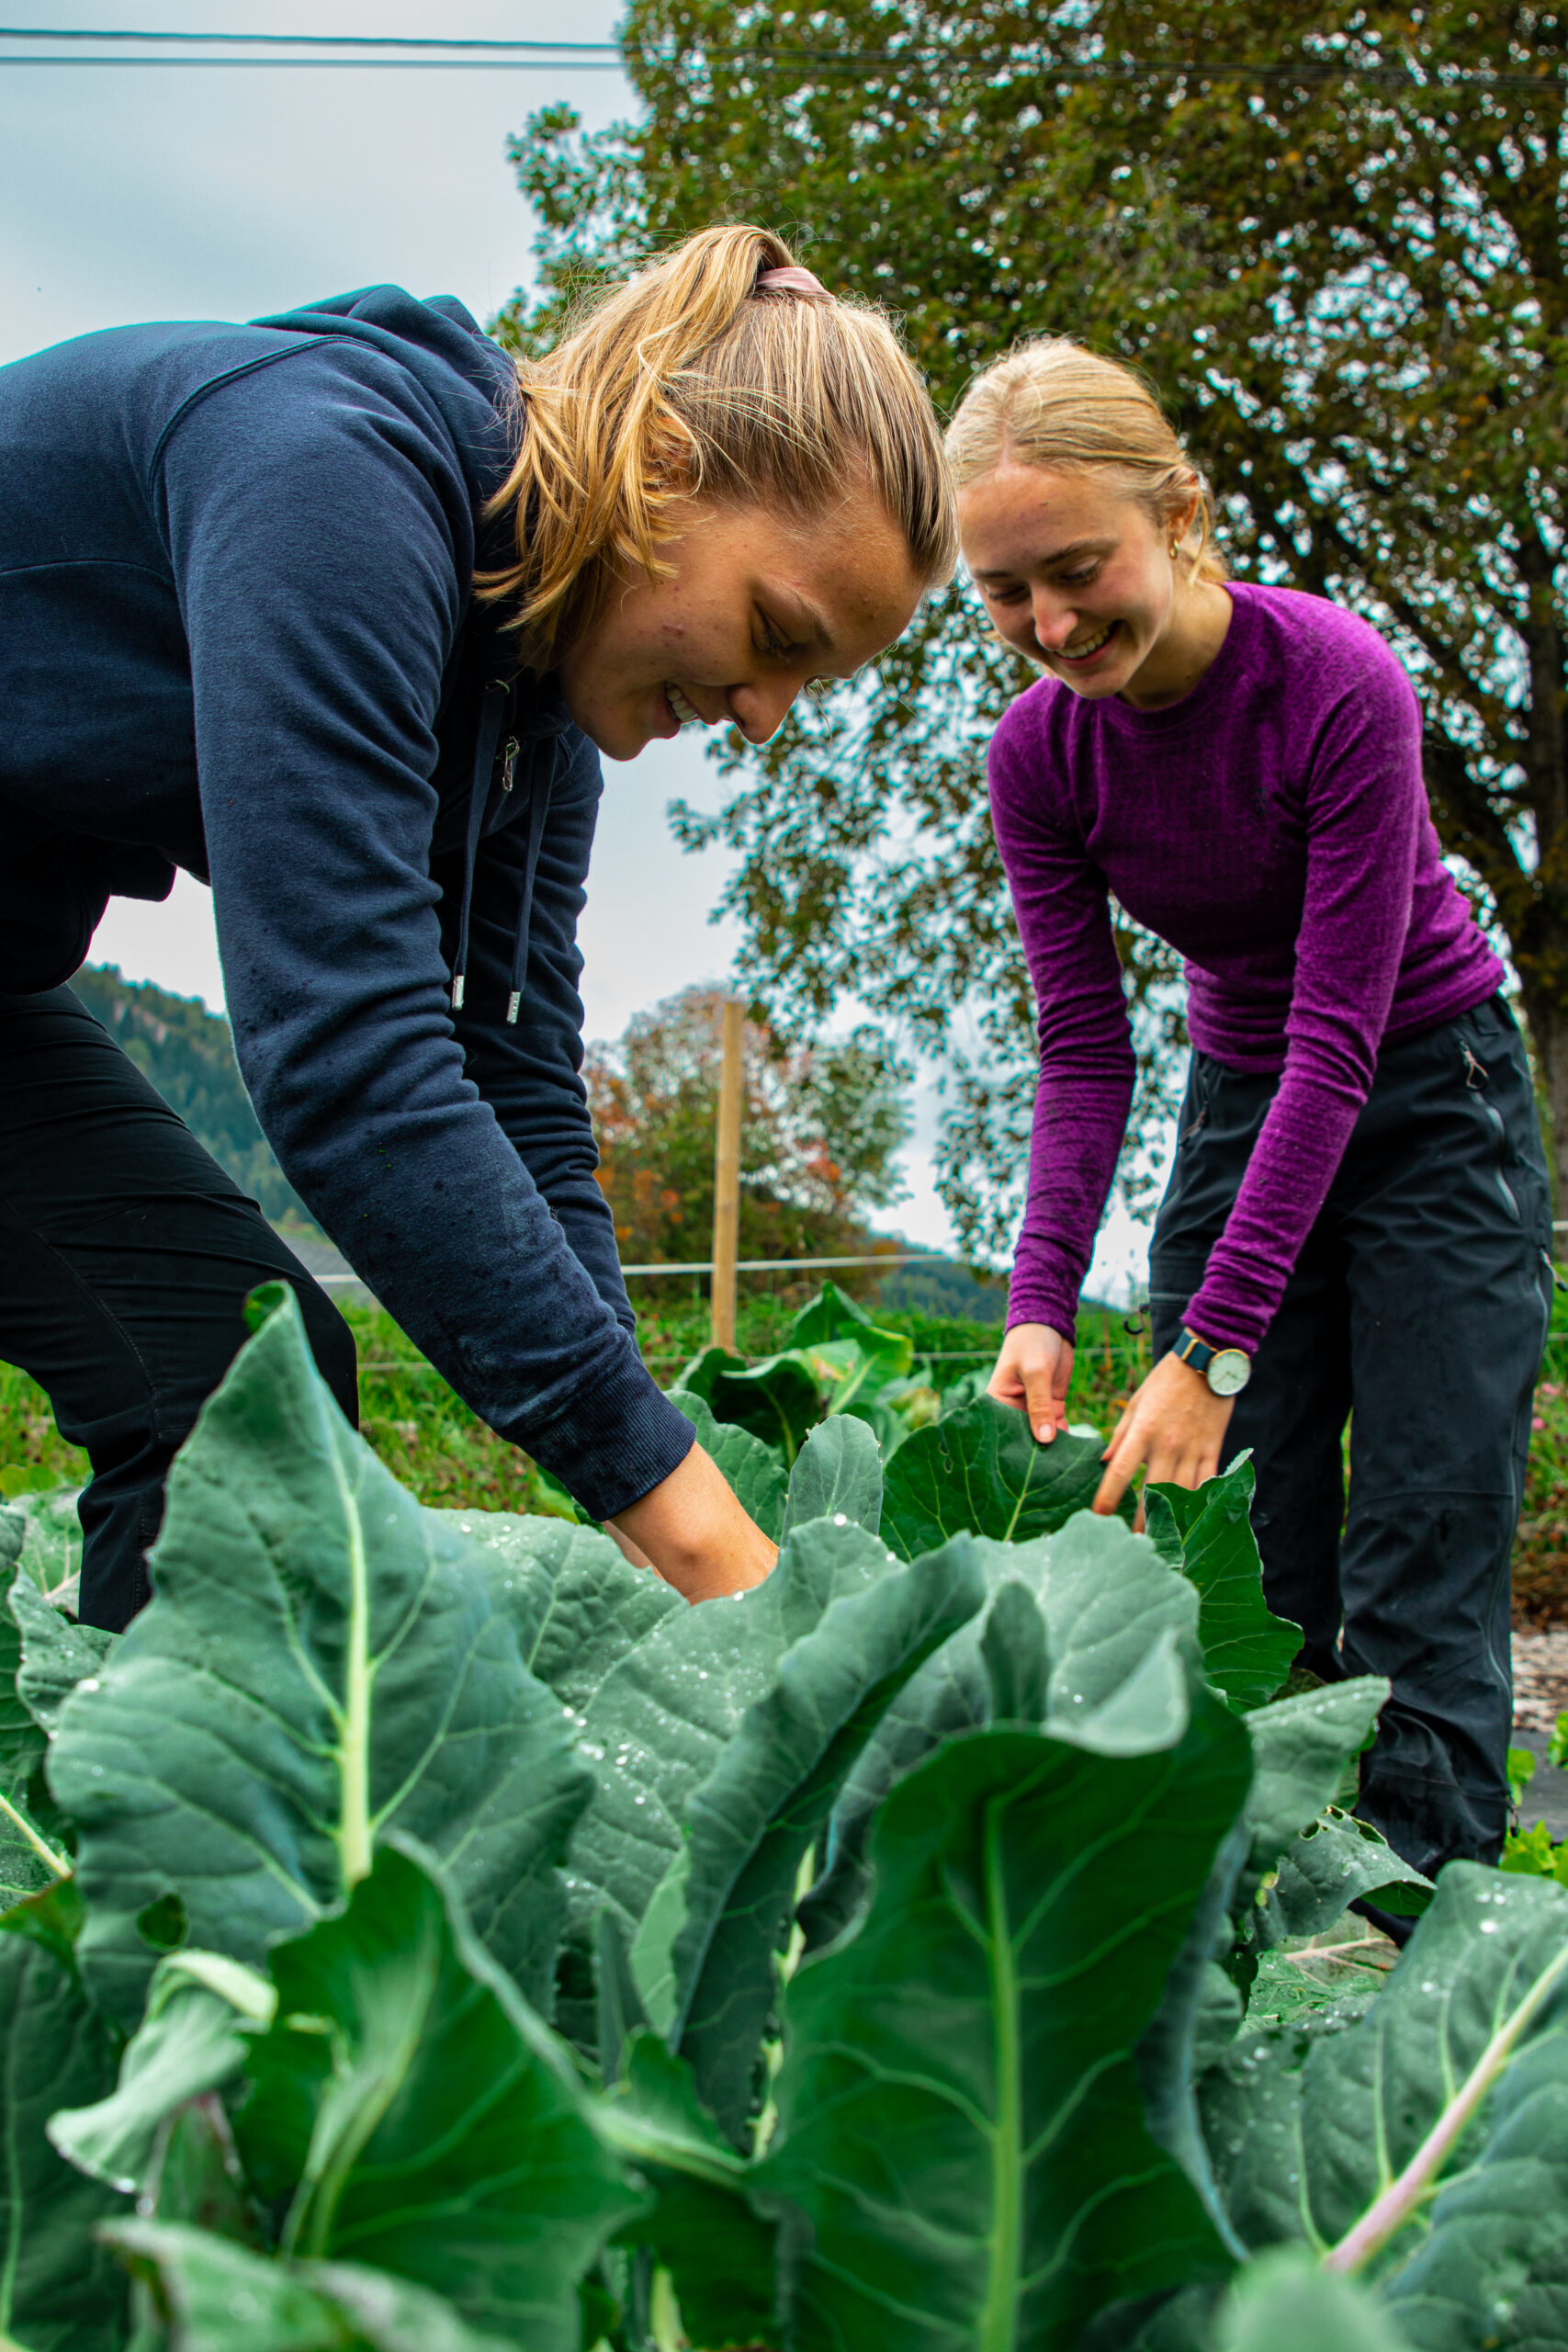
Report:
1149,992,1553,1881
0,985,359,1634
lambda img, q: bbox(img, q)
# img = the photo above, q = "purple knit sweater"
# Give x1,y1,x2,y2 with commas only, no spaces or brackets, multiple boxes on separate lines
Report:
987,582,1504,1354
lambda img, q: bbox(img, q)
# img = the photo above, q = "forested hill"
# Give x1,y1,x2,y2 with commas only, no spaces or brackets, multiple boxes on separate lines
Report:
71,965,308,1226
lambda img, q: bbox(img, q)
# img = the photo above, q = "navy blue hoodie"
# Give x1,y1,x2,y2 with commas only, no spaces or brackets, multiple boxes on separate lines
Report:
0,286,694,1519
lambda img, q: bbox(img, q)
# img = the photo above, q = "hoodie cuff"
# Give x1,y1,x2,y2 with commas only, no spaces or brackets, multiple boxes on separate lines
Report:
502,1350,696,1522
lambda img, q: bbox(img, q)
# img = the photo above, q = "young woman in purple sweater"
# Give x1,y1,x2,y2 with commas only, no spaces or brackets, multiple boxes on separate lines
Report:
948,340,1551,1888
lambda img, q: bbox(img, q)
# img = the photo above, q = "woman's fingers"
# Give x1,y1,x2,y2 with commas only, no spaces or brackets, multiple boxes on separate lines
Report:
1093,1457,1135,1514
1022,1361,1065,1443
1094,1396,1143,1510
1092,1350,1236,1516
988,1323,1073,1445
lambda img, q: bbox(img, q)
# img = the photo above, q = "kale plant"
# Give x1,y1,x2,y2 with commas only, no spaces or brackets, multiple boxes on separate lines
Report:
0,1290,1559,2351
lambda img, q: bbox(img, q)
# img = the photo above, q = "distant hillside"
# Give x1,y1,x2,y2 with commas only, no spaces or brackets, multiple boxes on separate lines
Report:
71,965,309,1226
870,1249,1009,1322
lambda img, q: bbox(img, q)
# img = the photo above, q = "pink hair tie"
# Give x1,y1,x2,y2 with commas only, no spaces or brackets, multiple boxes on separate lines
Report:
755,264,833,302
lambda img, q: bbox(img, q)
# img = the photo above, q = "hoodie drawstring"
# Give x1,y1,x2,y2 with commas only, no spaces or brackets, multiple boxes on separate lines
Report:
449,682,509,1012
506,750,557,1023
449,682,563,1028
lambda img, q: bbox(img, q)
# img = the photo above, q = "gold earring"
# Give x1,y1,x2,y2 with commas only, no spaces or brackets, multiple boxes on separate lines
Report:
1169,542,1179,559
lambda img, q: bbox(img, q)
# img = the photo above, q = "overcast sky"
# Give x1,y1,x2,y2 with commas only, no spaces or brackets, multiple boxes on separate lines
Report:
0,8,1154,1290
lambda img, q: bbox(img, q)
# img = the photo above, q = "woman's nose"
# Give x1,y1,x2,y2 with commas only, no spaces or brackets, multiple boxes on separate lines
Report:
728,676,799,745
1031,590,1077,650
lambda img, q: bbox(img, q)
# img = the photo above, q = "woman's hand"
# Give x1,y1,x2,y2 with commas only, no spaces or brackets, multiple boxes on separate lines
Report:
608,1442,778,1603
1093,1351,1235,1522
988,1322,1075,1442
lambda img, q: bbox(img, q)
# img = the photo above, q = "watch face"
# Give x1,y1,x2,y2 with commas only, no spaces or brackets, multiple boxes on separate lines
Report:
1207,1350,1251,1397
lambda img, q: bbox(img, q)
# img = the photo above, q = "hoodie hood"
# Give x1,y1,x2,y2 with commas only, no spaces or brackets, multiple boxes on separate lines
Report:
251,285,522,520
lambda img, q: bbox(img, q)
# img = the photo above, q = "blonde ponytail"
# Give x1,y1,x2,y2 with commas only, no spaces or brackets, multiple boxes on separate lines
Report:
480,224,956,670
946,339,1228,584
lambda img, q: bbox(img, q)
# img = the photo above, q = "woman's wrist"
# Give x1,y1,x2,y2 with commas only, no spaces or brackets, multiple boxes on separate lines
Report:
609,1442,778,1603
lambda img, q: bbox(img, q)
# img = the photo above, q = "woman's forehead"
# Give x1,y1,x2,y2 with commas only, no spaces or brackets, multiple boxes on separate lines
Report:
958,463,1145,560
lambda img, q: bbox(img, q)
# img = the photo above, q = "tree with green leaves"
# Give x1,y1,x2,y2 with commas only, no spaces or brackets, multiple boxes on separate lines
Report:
586,982,911,1285
500,0,1567,1245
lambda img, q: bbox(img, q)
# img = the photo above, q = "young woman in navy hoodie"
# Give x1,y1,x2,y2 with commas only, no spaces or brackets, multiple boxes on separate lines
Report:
0,225,953,1629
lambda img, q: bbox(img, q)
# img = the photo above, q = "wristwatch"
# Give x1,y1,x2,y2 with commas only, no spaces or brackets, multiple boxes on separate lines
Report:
1174,1327,1252,1397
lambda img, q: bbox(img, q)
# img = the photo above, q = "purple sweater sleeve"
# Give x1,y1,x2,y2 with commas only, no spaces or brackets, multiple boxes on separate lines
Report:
987,728,1135,1343
1182,662,1426,1353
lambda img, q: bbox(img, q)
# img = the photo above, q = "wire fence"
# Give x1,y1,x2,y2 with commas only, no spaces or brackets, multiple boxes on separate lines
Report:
314,1248,959,1291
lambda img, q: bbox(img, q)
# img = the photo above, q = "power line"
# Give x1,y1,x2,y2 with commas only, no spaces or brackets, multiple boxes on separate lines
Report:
0,27,1557,89
0,24,619,42
0,55,628,67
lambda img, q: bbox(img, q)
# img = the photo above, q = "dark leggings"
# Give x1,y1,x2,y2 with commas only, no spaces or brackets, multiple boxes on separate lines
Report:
0,985,359,1632
1150,993,1552,1878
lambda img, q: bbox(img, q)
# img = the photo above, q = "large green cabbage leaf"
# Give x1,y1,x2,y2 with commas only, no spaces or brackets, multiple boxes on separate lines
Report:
1145,1460,1299,1711
1201,1866,1568,2345
50,1293,592,2026
0,1887,127,2351
803,1510,1202,1948
235,1838,641,2349
762,1698,1254,2350
879,1396,1111,1558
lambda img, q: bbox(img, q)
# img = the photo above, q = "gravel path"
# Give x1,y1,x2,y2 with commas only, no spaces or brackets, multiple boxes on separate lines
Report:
1513,1628,1568,1735
1512,1630,1568,1838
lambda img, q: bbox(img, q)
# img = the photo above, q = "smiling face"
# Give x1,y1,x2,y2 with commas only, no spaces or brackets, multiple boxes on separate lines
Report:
557,489,924,761
957,460,1230,708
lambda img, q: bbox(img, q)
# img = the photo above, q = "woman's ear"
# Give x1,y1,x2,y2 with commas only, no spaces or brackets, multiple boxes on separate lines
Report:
1168,480,1202,551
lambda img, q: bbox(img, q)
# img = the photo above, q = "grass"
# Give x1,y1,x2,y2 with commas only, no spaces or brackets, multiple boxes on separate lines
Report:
5,1283,1567,1627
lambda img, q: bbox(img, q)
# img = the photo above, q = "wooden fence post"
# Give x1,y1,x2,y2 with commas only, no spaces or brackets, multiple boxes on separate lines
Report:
711,998,744,1350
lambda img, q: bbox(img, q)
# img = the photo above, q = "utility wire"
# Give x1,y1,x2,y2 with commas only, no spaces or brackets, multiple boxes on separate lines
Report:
0,55,629,66
0,26,1559,88
0,23,618,40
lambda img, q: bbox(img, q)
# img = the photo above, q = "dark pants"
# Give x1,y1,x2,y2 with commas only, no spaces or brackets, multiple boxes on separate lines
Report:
1149,994,1552,1878
0,986,359,1633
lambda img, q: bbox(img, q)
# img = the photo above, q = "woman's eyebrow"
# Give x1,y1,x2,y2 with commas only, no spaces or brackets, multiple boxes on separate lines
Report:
973,537,1111,581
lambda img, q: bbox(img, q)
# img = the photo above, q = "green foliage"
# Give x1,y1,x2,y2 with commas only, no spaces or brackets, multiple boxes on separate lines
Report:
1,1283,1562,2352
49,1298,592,2026
881,1398,1112,1557
1507,1744,1540,1809
1216,2248,1413,2352
801,1509,1202,1951
779,1414,884,1541
1146,1462,1303,1711
0,1898,128,2350
587,982,911,1284
763,1705,1251,2348
236,1840,639,2344
49,1951,269,2196
565,1510,900,1969
1194,1871,1568,2351
667,1533,984,2142
108,2222,518,2352
1504,1817,1568,1885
